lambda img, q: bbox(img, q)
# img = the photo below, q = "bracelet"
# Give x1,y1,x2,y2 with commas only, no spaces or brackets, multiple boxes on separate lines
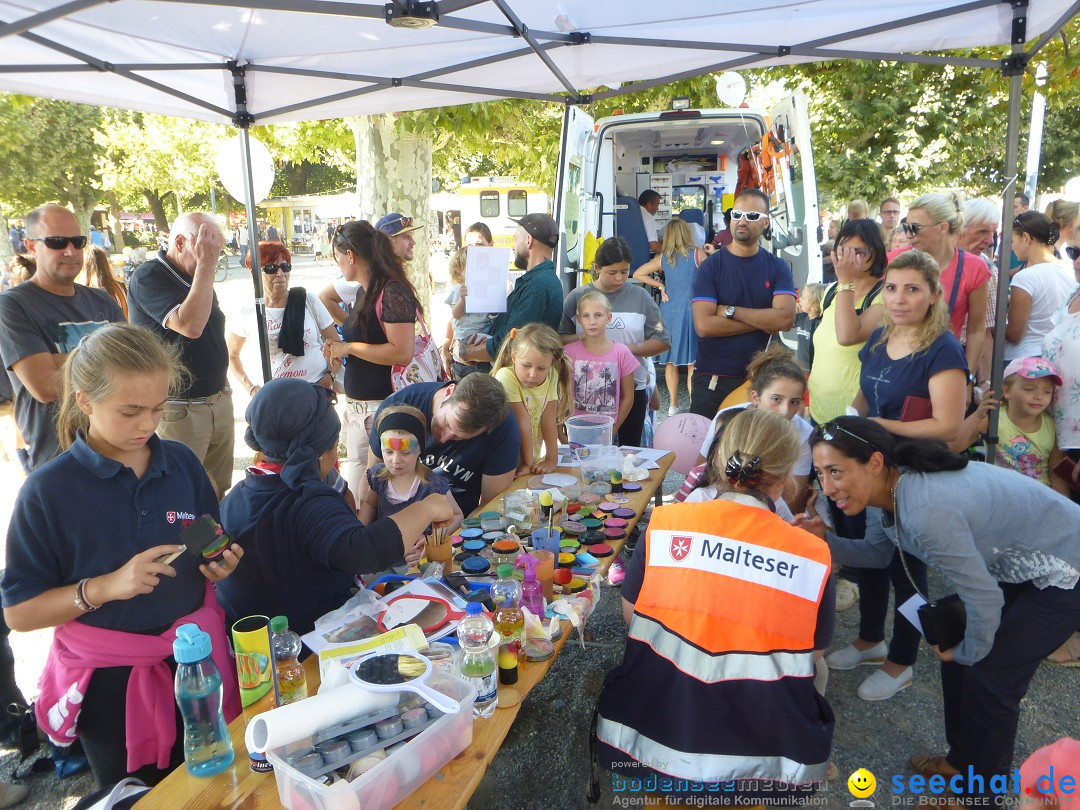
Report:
248,384,257,395
74,578,99,612
836,283,857,293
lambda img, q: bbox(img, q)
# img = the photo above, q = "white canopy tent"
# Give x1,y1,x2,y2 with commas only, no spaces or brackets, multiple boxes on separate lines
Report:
1,0,1077,454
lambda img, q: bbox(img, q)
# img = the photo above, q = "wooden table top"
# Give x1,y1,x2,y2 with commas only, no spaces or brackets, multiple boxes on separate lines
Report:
138,454,672,809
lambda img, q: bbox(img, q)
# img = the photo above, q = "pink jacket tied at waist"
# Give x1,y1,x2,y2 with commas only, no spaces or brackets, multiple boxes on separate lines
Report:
36,582,241,772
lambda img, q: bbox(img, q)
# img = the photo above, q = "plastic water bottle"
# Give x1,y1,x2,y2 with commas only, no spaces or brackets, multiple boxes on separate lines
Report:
270,615,308,705
491,564,525,685
457,602,497,717
173,623,234,777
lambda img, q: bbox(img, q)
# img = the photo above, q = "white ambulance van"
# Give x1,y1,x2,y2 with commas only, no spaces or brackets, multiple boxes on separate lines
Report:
553,93,821,293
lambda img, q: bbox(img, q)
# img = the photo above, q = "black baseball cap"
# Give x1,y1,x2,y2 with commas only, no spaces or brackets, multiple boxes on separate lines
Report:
512,213,559,249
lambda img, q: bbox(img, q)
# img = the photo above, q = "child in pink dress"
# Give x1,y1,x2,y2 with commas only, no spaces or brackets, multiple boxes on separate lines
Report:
564,290,638,434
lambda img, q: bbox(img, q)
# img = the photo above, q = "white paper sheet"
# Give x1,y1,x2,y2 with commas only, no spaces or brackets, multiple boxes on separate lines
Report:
464,246,512,313
898,593,928,634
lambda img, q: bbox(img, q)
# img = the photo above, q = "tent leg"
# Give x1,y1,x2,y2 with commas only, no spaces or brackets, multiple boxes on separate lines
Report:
986,8,1028,465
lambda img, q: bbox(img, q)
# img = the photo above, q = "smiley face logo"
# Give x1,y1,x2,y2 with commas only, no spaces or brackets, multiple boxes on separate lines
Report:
848,768,877,798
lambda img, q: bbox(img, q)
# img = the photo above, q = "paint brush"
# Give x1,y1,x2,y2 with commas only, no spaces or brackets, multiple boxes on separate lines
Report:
540,490,553,536
156,515,230,565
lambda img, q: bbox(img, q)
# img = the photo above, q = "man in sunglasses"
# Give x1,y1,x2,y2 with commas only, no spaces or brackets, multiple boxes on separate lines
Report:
128,211,234,497
0,204,125,470
689,188,797,418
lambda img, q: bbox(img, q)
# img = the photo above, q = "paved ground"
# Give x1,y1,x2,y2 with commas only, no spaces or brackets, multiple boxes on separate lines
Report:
0,256,1075,808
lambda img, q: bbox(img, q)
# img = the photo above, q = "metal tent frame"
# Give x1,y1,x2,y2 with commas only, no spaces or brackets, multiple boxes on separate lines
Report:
1,1,1077,417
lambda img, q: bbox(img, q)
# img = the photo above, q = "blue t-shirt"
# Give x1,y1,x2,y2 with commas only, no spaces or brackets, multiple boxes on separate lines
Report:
690,247,796,377
2,434,218,632
368,382,520,514
858,329,968,420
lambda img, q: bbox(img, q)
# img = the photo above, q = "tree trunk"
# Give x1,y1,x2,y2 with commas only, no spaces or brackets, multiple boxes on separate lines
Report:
144,189,169,232
0,213,12,264
351,114,433,314
107,190,124,252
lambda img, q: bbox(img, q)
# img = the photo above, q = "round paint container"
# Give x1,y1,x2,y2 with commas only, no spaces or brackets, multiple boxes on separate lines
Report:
313,739,338,757
345,728,379,752
478,510,500,522
425,702,445,720
460,527,484,540
566,502,581,515
400,707,428,729
557,552,576,568
597,501,619,513
604,528,626,540
287,747,315,766
560,520,585,535
622,482,642,493
461,556,490,575
321,739,351,765
462,539,486,554
591,543,614,557
576,503,596,517
559,538,581,552
612,507,636,520
375,716,404,740
462,517,483,529
293,751,324,777
482,530,506,543
580,530,606,545
604,517,628,529
580,518,602,530
492,539,520,566
454,551,476,564
567,577,588,593
525,638,554,662
450,535,464,548
480,516,504,532
588,481,612,497
578,493,601,506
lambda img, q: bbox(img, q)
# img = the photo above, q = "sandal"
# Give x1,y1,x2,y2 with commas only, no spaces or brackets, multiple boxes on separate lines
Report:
1045,632,1080,667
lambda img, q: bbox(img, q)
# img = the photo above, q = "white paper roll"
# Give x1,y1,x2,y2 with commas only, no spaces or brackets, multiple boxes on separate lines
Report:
245,683,398,753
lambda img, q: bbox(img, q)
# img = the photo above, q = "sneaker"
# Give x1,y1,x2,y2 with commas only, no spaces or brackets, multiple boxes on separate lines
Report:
909,754,960,778
667,405,679,416
835,579,859,612
857,666,913,701
824,641,887,670
607,557,626,586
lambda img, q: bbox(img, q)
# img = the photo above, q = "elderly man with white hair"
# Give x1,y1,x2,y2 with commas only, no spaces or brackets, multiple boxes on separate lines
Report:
129,211,234,496
959,197,1002,391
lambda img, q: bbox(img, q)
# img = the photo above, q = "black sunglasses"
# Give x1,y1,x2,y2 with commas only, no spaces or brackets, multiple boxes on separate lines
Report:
1066,246,1080,261
731,209,766,222
261,262,291,274
813,420,874,447
36,235,88,250
901,222,925,236
334,224,361,256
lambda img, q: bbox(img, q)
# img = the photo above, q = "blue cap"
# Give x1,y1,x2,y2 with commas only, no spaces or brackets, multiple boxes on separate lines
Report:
173,623,212,664
465,602,483,615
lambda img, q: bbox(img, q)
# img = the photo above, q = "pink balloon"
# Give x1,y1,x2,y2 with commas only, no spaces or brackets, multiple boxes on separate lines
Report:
654,413,712,475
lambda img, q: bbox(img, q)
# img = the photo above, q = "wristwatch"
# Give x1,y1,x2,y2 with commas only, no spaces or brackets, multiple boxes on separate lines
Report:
836,283,857,293
724,305,737,319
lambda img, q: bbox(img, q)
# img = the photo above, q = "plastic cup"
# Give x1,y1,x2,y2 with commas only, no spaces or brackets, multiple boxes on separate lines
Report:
532,550,555,601
566,414,614,447
531,528,562,555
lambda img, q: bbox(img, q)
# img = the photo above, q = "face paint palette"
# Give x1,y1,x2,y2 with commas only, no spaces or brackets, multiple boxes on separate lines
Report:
482,531,506,543
462,539,486,554
461,556,491,575
612,508,636,520
580,518,603,530
604,528,626,540
590,543,614,557
622,482,643,493
559,539,581,553
560,521,586,535
603,518,628,530
157,514,230,565
580,530,607,545
459,528,484,540
597,502,619,513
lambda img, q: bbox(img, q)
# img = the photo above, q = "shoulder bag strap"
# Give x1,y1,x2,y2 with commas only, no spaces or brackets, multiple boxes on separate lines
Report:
947,250,965,314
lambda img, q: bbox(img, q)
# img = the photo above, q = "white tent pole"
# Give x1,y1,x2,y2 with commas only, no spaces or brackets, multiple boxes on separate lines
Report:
986,1,1029,465
232,64,273,383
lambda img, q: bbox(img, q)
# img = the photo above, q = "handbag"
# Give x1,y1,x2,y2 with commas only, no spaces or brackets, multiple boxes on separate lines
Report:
892,475,968,651
375,292,447,391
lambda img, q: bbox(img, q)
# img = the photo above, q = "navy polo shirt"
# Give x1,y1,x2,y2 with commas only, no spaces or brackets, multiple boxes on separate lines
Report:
128,252,228,398
218,472,402,635
691,247,795,377
2,434,219,632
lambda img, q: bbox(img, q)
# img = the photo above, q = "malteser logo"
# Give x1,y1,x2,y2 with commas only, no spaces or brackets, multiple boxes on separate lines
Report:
669,535,692,562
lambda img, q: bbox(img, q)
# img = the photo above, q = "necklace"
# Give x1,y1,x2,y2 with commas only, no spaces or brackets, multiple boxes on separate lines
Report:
889,470,904,519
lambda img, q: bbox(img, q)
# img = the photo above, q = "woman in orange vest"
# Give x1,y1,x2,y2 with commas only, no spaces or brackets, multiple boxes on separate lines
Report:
591,409,834,804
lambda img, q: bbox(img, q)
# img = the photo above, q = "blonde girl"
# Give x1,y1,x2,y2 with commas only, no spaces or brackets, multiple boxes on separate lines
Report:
441,246,496,380
2,323,242,786
564,290,638,436
491,323,572,475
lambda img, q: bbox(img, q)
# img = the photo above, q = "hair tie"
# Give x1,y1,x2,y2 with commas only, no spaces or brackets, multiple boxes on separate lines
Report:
509,327,518,340
725,453,763,487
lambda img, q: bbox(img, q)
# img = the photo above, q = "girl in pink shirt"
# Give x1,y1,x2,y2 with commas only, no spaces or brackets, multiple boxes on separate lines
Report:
564,291,638,434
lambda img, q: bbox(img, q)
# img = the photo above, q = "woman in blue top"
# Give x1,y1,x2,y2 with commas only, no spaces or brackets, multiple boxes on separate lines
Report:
827,249,968,701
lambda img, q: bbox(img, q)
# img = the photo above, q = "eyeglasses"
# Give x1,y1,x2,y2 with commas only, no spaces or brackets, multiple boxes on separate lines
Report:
1066,246,1080,261
901,222,925,236
730,209,766,222
881,209,901,217
391,216,413,229
261,262,291,274
36,235,88,250
814,420,874,448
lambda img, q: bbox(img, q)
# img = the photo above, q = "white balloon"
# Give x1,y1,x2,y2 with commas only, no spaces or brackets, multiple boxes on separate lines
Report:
714,72,747,108
215,135,275,206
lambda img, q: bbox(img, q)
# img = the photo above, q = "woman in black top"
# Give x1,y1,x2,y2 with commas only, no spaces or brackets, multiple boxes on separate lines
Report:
324,221,420,500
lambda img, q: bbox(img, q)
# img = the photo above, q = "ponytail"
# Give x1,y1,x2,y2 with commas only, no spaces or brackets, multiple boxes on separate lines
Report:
490,323,573,422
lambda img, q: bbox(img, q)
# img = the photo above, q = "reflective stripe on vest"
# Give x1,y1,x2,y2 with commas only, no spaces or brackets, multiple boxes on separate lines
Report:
596,716,829,786
636,501,831,654
628,613,815,684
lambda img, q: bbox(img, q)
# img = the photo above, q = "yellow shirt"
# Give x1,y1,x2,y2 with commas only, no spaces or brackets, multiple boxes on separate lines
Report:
996,409,1056,485
807,291,882,424
494,366,559,462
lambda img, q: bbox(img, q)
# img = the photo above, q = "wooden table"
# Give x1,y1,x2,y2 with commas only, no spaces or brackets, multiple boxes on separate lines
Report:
138,454,672,809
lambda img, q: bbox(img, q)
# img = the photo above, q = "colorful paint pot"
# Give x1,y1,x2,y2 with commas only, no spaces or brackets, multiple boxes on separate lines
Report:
492,539,519,555
560,521,586,535
612,507,636,520
622,482,642,493
559,538,581,552
400,707,428,729
526,638,554,662
461,556,490,575
482,530,506,543
460,527,484,540
566,502,581,515
462,517,483,529
604,517,628,529
450,535,464,548
591,543,614,557
462,539,486,553
567,577,588,593
557,552,576,568
580,518,603,530
478,511,500,522
580,530,606,545
604,528,626,540
597,501,619,513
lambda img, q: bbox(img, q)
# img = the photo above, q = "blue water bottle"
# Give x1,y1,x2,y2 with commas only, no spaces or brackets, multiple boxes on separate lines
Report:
173,623,235,777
